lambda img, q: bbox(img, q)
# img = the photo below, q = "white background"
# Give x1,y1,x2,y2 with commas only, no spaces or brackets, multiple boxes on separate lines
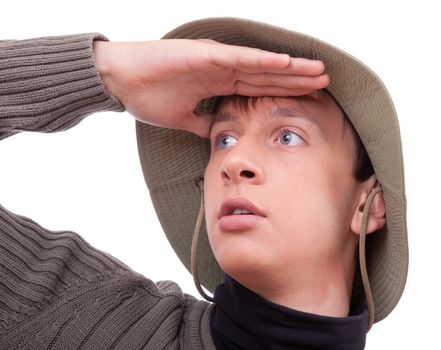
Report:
1,0,439,348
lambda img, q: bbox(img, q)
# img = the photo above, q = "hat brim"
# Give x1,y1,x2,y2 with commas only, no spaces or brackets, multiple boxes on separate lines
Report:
136,17,408,323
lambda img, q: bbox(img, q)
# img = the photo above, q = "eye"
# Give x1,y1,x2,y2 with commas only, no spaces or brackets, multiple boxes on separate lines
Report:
215,134,238,150
278,130,304,146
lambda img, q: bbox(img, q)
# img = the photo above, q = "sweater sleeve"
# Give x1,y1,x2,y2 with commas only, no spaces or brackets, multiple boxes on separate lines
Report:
0,36,214,349
0,33,125,140
0,203,197,349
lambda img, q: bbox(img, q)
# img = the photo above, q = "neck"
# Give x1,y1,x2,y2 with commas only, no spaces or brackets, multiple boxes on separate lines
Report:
235,253,356,317
270,263,354,316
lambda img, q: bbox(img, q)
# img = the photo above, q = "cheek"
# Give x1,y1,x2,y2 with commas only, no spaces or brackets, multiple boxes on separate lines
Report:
267,161,355,256
203,161,221,246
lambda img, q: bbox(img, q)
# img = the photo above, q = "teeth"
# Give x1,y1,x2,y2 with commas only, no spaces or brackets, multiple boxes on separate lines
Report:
232,208,252,215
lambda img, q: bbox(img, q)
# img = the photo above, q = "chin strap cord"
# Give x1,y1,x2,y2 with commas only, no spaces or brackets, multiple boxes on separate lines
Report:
359,185,382,331
191,178,215,302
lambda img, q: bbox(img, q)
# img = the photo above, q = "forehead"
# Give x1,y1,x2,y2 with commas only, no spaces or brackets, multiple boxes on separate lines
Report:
211,91,347,135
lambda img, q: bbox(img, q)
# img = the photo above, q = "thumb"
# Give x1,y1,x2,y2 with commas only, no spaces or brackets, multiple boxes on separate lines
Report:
179,112,213,139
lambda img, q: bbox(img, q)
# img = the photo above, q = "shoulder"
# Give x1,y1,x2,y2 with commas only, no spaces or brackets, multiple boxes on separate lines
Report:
180,294,216,350
0,204,215,348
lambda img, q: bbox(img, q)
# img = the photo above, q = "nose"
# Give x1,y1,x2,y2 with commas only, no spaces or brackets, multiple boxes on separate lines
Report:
221,142,264,185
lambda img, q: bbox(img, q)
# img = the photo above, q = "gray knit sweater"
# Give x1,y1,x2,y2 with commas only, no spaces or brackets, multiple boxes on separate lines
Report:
0,33,215,350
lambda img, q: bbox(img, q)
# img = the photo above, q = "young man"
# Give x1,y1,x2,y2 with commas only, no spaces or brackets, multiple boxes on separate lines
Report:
0,18,407,349
135,18,408,349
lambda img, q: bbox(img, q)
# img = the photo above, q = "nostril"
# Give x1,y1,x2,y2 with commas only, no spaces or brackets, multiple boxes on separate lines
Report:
240,170,255,178
221,168,230,180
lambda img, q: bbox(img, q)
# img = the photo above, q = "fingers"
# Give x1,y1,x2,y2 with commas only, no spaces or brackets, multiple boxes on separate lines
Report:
234,71,330,90
206,40,325,75
205,40,330,97
285,57,325,76
204,40,291,71
231,81,320,97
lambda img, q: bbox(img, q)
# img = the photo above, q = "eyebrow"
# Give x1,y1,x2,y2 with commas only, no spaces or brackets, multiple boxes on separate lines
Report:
211,105,324,134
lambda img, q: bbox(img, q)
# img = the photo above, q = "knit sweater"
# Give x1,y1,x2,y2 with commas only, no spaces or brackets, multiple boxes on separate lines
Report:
0,33,216,350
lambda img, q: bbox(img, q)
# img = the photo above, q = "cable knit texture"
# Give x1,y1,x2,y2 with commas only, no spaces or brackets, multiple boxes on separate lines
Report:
0,33,124,139
0,33,215,349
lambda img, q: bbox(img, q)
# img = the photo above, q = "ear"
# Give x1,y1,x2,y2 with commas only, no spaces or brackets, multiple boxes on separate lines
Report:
350,175,386,235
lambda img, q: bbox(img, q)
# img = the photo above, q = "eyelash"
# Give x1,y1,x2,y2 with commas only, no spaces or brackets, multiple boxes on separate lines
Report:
277,129,305,146
214,133,237,150
212,129,305,150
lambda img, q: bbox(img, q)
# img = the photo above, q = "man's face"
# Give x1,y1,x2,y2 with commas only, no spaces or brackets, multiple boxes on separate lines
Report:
204,92,365,294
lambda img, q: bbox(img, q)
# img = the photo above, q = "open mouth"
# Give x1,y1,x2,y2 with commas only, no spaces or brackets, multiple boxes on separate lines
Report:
231,208,253,215
218,199,265,231
219,198,265,219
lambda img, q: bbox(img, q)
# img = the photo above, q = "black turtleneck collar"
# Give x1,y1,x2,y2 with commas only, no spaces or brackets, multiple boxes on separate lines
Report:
210,275,368,350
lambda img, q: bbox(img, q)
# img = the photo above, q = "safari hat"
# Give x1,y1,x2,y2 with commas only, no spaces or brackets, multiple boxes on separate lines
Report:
135,17,408,327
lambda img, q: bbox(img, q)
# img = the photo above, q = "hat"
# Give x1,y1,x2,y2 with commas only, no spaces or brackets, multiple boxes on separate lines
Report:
135,17,408,324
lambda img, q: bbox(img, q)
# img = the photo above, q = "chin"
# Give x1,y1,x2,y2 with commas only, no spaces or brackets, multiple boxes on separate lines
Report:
215,243,275,288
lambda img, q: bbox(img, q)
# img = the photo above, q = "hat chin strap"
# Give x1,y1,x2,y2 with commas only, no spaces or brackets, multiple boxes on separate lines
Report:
191,178,215,302
191,178,382,327
359,185,382,331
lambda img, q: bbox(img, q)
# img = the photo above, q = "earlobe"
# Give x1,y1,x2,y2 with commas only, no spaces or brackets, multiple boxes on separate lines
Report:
351,179,386,235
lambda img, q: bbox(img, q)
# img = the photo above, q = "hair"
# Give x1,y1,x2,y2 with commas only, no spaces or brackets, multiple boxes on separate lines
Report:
212,93,374,182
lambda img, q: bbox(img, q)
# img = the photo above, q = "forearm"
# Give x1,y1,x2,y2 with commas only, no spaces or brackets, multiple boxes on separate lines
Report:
0,33,124,140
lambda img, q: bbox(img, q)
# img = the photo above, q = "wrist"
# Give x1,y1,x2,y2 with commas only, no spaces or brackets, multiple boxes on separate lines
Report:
93,40,118,99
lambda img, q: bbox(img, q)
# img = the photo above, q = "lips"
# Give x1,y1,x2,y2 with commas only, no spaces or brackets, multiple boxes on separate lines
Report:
218,198,266,231
219,198,266,219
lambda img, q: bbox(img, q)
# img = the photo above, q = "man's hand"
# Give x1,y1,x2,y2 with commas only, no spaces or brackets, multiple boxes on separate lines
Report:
93,39,330,138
